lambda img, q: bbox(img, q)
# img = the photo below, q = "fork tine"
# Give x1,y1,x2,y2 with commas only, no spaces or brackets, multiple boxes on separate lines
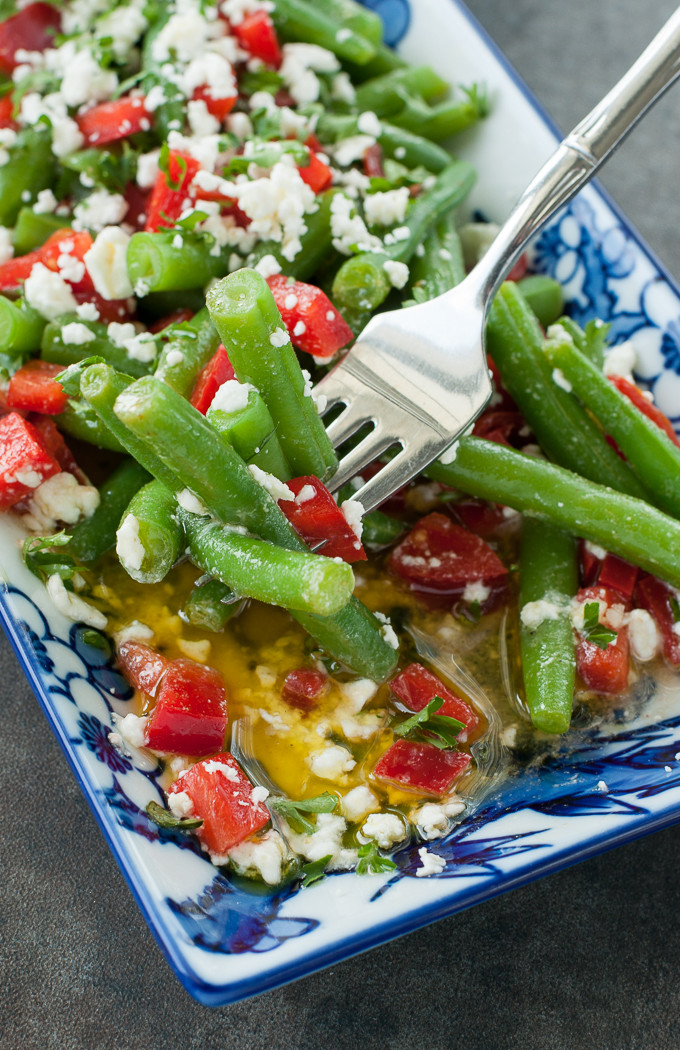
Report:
328,425,398,493
348,440,443,514
324,400,374,449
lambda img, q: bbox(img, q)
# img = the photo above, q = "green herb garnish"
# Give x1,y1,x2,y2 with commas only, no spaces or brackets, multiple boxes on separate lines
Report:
23,532,77,584
55,355,107,396
393,696,465,750
301,854,332,888
159,141,186,191
582,601,618,650
270,792,338,834
145,801,203,831
356,841,397,876
670,596,680,623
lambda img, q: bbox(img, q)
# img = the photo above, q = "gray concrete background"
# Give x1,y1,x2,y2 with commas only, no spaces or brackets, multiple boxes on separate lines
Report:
3,2,680,1047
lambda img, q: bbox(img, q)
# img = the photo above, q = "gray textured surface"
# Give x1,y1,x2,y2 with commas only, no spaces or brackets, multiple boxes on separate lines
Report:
3,1,680,1047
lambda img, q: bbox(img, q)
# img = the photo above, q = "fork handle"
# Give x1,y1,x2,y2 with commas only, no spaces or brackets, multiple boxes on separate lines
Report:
464,6,680,308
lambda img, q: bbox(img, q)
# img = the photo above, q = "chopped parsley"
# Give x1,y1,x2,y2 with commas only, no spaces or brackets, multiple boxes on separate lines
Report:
270,792,338,834
393,696,465,750
356,841,397,876
301,855,332,888
145,801,203,831
581,601,618,650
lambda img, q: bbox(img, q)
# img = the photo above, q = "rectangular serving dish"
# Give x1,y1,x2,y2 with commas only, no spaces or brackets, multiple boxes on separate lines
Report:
3,0,680,1007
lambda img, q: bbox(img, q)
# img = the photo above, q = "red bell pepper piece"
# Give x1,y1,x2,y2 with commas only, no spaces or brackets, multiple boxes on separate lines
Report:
451,499,509,538
40,227,95,297
473,409,528,447
146,658,228,756
0,411,60,509
7,360,68,415
192,85,237,121
123,180,150,230
167,752,270,855
117,641,169,697
30,415,86,481
574,585,630,694
0,3,61,74
636,576,680,666
282,667,328,711
144,150,201,232
597,552,638,601
579,538,602,587
265,274,353,358
506,252,528,282
190,344,235,414
0,95,16,130
389,663,479,738
297,150,333,194
278,475,367,563
76,96,150,147
232,10,282,67
609,374,680,449
389,512,508,598
0,249,41,290
373,738,471,796
148,308,195,334
363,143,385,178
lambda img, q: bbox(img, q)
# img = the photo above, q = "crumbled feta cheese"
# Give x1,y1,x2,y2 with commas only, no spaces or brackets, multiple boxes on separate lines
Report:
19,92,84,156
124,332,158,363
33,188,58,214
361,812,407,849
383,259,409,289
23,472,99,534
340,498,364,545
364,187,409,227
596,780,609,793
96,3,148,60
116,514,145,572
220,0,274,26
24,263,78,320
330,192,382,255
177,637,212,662
61,48,118,107
248,463,295,502
188,97,221,136
254,253,282,278
0,226,12,264
210,379,255,413
295,484,316,504
520,598,565,630
415,847,446,876
165,349,185,367
331,71,356,104
255,665,277,687
307,744,356,780
339,678,378,713
603,340,637,381
107,321,137,347
626,608,660,662
167,790,194,819
357,110,382,137
462,580,490,604
46,573,107,629
552,367,572,393
279,42,340,104
340,785,380,822
230,160,316,262
176,488,209,515
228,829,288,886
76,301,100,321
286,812,356,870
439,441,459,465
114,620,154,645
269,326,291,347
82,226,135,303
74,190,128,233
136,149,161,188
61,322,96,346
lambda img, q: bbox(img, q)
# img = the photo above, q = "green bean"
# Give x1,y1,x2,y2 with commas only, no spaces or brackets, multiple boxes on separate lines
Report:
41,317,158,378
315,112,453,174
58,397,126,453
295,598,398,680
153,307,220,397
317,0,383,45
516,274,565,329
331,160,476,325
0,297,45,356
487,282,648,499
0,127,55,226
126,230,230,294
68,459,151,564
183,578,242,632
342,44,407,83
245,189,338,281
207,388,292,480
553,315,608,369
519,519,577,735
271,0,377,64
426,437,680,587
117,480,184,584
181,509,355,616
408,213,465,301
361,509,406,548
206,269,338,481
13,208,70,255
388,85,487,141
543,335,680,519
355,66,449,117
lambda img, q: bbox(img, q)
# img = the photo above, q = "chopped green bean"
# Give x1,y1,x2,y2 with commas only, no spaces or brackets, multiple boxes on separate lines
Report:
118,479,184,584
68,459,151,564
184,578,242,632
0,297,45,357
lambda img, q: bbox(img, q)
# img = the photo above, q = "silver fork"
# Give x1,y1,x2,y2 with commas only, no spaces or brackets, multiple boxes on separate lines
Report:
317,7,680,514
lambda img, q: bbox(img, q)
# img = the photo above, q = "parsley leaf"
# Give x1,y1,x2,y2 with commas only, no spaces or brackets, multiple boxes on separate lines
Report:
581,601,618,650
393,696,465,750
301,854,332,888
356,841,397,876
145,801,203,831
669,596,680,623
270,792,338,834
55,356,107,396
23,532,77,584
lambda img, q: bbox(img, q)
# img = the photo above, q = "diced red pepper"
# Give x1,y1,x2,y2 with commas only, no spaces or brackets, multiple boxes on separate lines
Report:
451,499,510,538
146,658,228,756
148,308,195,334
373,738,471,796
167,752,270,855
506,252,528,282
0,94,16,130
145,151,201,232
117,641,169,697
636,575,680,667
192,85,237,122
265,274,353,358
575,585,630,694
297,150,333,194
73,290,133,324
389,663,479,738
579,539,602,587
0,411,60,510
304,132,323,154
363,143,385,178
123,180,150,230
30,415,86,482
473,409,529,448
0,3,61,74
597,552,638,601
0,249,41,291
282,667,328,711
40,228,95,296
389,512,508,601
278,475,367,563
7,360,68,415
76,96,150,147
609,374,680,449
190,345,235,414
232,10,282,67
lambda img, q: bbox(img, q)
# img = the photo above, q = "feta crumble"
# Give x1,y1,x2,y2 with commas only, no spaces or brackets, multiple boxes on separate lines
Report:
415,847,446,877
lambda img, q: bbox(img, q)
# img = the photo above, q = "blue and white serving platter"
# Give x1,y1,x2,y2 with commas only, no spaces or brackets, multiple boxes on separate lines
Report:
3,0,680,1008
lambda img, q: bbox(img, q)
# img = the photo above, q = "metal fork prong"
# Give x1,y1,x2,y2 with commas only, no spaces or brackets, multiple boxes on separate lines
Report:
324,400,375,449
328,426,398,494
348,440,444,514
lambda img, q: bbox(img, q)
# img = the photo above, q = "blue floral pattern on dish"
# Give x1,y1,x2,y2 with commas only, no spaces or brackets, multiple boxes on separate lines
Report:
3,0,680,1008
